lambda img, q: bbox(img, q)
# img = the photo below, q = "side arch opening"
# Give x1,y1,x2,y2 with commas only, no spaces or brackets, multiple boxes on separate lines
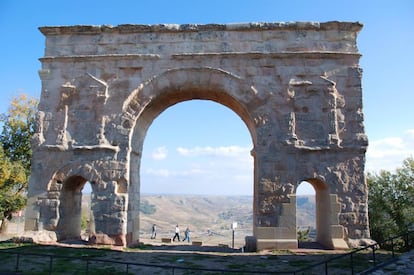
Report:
296,181,316,245
56,176,96,242
296,178,334,249
81,181,94,242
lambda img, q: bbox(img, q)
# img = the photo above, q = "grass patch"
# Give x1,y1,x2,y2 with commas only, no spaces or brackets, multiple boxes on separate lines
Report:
271,249,295,255
0,243,126,274
288,259,311,268
322,250,397,273
0,243,403,274
226,263,249,269
124,242,153,251
0,241,35,249
190,254,215,261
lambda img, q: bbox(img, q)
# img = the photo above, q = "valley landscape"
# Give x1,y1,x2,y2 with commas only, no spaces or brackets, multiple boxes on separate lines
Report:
82,194,316,247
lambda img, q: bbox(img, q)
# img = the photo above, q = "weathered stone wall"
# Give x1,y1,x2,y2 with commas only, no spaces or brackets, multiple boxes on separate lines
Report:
25,22,369,249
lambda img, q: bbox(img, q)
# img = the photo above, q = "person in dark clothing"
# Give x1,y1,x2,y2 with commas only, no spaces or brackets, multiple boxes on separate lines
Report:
151,224,157,239
182,227,191,243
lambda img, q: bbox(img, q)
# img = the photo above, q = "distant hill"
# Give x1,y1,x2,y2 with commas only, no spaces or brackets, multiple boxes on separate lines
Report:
138,194,316,235
139,195,253,236
296,195,316,229
82,194,315,243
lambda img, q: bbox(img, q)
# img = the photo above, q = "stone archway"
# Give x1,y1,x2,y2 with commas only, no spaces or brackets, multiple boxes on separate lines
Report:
123,67,258,244
25,22,370,249
56,175,88,241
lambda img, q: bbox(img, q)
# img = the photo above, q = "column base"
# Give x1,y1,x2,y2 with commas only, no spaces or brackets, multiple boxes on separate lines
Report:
332,238,349,250
255,226,298,250
257,238,298,250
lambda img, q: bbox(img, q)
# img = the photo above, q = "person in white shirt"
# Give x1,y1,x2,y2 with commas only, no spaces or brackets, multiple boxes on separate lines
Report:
173,224,180,241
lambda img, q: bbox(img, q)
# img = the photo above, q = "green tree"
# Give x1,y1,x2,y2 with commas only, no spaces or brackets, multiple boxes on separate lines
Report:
367,157,414,243
0,94,38,233
0,146,27,232
297,227,311,242
140,200,156,215
0,94,38,173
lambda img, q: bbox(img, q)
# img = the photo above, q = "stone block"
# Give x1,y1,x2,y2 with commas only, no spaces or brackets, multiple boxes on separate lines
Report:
332,238,349,250
256,239,298,250
24,219,37,231
161,238,171,243
278,215,296,229
281,202,296,216
19,230,57,244
331,225,345,238
88,233,115,245
256,226,296,239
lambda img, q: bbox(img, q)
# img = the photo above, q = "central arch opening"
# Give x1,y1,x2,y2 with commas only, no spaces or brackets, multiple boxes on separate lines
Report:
139,99,254,248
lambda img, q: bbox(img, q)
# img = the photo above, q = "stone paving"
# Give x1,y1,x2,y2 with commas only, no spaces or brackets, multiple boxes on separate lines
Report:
370,249,414,274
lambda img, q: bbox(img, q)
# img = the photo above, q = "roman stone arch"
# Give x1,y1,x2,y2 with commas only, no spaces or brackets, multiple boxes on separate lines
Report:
25,22,370,250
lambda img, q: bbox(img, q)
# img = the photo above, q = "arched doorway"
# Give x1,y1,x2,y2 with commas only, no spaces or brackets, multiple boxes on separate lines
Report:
139,99,254,246
295,178,347,249
56,176,92,241
42,163,102,243
296,181,316,244
125,68,258,245
81,182,93,241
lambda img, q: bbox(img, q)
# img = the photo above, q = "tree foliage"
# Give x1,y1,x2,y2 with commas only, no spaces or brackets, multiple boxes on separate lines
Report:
367,157,414,242
0,94,37,173
140,200,156,215
0,94,38,232
297,227,311,242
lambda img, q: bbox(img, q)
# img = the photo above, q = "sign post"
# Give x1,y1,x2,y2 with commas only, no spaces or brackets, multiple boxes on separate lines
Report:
16,210,22,236
231,222,237,249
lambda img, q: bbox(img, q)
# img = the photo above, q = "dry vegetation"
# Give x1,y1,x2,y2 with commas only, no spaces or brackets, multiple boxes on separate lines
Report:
139,194,253,247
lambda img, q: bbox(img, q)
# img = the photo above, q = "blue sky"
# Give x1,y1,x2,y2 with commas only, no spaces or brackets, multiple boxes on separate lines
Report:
1,1,413,195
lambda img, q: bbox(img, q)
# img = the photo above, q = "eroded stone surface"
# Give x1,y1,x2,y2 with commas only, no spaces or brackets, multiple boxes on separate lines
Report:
25,22,370,249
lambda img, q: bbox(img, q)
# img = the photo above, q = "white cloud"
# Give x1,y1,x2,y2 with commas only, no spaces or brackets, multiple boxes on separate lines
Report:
176,145,251,157
144,168,205,178
142,145,254,195
366,129,414,172
146,168,170,177
151,146,168,160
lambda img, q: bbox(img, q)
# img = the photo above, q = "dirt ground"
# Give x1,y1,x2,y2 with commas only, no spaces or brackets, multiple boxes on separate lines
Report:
51,236,350,274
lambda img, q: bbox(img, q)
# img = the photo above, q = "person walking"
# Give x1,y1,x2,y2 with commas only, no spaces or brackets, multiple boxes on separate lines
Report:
173,224,180,241
182,227,191,243
150,224,157,239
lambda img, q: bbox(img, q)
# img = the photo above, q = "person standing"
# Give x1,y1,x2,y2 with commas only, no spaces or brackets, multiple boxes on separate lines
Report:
151,224,157,239
173,224,180,241
182,227,191,243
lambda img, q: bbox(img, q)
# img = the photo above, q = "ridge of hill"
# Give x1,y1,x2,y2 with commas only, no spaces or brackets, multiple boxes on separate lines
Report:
139,195,253,236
